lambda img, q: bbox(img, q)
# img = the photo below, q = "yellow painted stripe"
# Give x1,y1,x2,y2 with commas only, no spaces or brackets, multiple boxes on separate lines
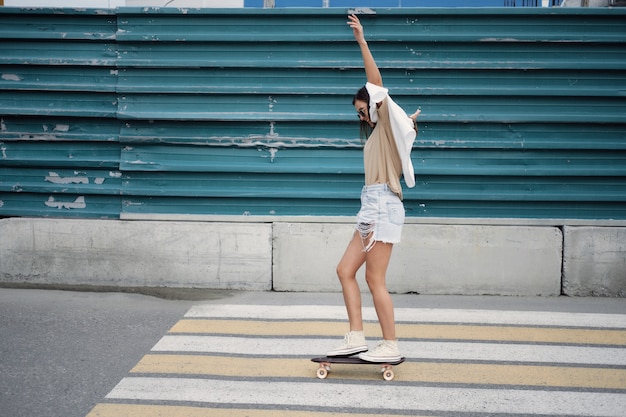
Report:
132,354,626,390
86,403,423,417
169,319,626,346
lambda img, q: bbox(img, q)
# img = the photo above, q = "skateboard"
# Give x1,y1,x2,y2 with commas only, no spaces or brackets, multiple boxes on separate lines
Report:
311,355,405,381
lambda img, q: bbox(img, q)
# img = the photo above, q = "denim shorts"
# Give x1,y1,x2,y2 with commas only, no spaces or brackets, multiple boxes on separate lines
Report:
355,183,405,252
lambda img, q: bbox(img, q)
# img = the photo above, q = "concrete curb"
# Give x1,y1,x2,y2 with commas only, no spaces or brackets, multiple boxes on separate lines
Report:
1,218,624,296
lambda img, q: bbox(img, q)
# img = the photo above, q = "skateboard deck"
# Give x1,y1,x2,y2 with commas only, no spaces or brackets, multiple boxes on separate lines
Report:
311,356,405,381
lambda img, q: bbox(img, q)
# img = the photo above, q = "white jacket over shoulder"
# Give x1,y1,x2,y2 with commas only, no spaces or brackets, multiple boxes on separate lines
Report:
365,82,416,188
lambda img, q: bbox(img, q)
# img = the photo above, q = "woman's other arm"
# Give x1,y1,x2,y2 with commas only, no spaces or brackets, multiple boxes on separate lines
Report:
409,108,421,133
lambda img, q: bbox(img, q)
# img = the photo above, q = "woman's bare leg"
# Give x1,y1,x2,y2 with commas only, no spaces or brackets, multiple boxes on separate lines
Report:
364,241,395,340
336,232,367,331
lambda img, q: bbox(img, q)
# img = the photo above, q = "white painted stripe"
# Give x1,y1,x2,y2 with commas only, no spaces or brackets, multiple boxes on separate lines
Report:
106,377,626,417
415,341,626,366
185,304,626,328
151,335,626,366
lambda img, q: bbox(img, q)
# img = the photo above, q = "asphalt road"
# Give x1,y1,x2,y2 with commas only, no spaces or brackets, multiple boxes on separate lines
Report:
1,288,625,417
0,289,199,417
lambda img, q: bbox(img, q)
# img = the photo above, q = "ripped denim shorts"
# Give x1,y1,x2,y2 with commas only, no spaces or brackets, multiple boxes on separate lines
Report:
355,183,405,252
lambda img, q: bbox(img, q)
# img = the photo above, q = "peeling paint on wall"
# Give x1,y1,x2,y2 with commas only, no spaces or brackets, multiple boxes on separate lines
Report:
268,148,278,163
44,196,86,210
53,124,70,132
45,172,89,184
1,74,22,81
268,96,276,112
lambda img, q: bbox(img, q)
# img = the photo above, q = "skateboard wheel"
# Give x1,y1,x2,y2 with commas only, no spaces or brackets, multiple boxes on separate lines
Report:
382,368,395,381
316,367,328,379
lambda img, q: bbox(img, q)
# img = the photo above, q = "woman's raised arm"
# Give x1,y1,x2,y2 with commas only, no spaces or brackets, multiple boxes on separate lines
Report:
347,14,382,87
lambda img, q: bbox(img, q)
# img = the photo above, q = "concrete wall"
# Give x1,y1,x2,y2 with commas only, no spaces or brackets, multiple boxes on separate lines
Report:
273,222,562,296
0,218,272,291
3,217,622,296
563,226,626,297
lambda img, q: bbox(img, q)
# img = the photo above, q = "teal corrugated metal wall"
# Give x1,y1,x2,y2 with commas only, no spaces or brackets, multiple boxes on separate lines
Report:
1,7,625,219
0,8,120,218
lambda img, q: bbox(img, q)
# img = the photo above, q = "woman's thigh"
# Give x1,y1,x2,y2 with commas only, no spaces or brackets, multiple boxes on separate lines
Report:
365,241,393,288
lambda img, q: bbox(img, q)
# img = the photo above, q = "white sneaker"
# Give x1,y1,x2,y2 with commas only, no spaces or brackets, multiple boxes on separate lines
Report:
326,331,368,357
358,339,401,362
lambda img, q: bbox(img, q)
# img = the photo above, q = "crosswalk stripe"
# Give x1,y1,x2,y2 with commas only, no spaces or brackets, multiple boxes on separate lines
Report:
152,335,626,366
170,319,626,345
87,403,424,417
185,304,626,328
105,377,626,417
131,353,626,389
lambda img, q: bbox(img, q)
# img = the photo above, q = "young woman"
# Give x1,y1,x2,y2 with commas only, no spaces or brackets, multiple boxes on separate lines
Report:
326,14,420,362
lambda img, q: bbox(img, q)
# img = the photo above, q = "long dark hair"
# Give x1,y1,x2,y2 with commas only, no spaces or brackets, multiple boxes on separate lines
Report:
352,85,374,143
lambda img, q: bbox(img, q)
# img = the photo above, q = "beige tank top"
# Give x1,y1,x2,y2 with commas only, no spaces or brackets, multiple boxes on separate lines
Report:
363,98,403,200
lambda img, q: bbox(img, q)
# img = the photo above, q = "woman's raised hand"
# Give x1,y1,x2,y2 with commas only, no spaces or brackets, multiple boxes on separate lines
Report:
347,14,366,44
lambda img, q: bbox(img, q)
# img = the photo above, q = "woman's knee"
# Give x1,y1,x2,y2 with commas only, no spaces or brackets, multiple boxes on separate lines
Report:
365,271,387,292
336,262,356,282
337,234,365,282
